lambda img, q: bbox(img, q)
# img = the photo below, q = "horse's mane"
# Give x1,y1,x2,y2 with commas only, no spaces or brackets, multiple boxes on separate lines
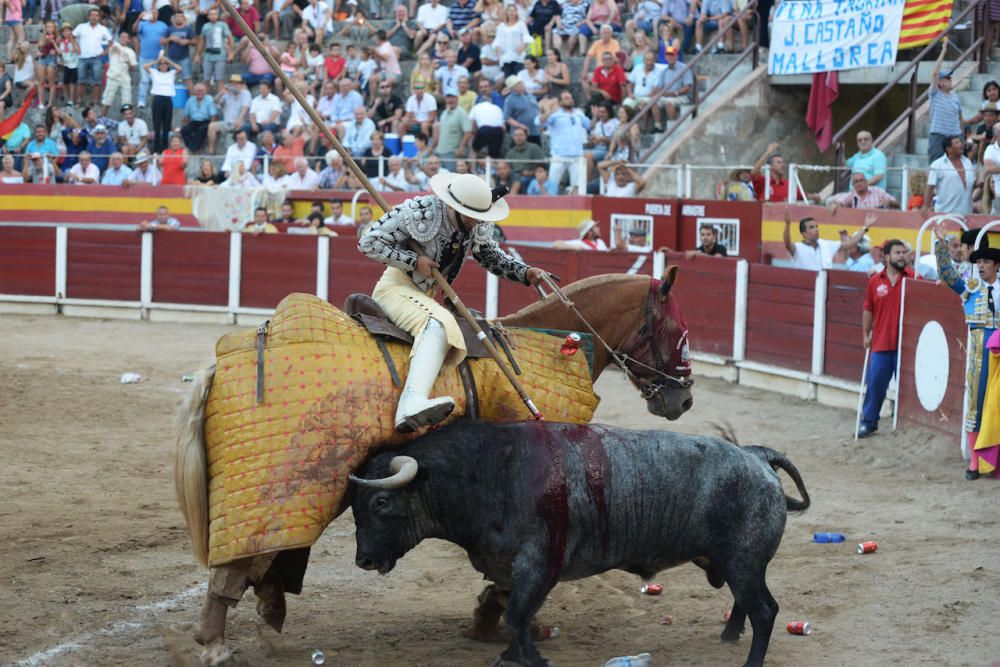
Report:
504,273,649,320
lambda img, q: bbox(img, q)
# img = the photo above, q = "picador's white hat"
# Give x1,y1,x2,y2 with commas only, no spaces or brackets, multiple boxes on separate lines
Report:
430,173,509,223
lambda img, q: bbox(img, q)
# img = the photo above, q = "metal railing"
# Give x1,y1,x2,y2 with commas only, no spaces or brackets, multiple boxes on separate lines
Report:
616,4,760,164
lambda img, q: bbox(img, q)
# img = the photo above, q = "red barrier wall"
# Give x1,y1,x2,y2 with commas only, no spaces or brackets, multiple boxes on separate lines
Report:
666,253,737,357
66,229,141,301
824,270,867,381
240,234,317,309
327,237,383,309
496,247,579,315
590,197,680,250
896,280,967,437
745,264,815,371
0,227,55,296
152,232,229,306
677,200,763,262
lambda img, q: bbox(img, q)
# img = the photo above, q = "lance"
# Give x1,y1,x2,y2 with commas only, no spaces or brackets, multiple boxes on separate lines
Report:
216,0,542,420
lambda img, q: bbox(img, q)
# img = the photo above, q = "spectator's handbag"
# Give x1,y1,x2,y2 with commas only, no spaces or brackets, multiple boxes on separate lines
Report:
528,35,543,57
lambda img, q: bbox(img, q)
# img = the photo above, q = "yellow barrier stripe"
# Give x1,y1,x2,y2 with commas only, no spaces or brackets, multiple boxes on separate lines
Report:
2,194,193,215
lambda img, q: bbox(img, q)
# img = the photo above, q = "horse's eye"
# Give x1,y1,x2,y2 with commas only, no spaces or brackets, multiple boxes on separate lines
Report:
375,497,387,507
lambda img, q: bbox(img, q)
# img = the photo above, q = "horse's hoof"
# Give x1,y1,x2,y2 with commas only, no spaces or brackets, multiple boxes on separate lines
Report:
199,642,236,667
720,627,744,642
468,627,506,643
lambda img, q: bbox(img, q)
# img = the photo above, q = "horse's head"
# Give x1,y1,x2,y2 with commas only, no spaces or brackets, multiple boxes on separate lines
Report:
616,266,693,420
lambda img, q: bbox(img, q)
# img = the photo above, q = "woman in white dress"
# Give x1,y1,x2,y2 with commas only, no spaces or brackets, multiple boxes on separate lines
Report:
492,4,532,77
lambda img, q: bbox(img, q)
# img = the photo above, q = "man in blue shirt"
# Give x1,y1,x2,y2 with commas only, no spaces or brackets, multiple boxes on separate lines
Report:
845,130,888,187
527,164,558,195
24,125,59,159
136,14,169,108
61,128,89,172
164,12,196,91
695,0,733,53
87,125,117,173
101,152,134,185
502,76,540,144
180,82,219,152
537,91,590,194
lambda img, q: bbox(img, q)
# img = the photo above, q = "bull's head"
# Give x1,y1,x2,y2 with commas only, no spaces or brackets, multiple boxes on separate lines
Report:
350,456,420,574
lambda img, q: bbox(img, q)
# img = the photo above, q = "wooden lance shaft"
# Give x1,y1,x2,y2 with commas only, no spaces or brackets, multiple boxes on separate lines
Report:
217,0,542,420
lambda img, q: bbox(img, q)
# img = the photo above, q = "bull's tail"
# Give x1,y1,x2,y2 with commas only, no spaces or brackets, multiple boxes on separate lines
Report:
744,446,811,512
174,365,215,568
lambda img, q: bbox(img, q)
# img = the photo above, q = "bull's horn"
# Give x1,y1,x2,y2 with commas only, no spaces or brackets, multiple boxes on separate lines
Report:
349,456,419,489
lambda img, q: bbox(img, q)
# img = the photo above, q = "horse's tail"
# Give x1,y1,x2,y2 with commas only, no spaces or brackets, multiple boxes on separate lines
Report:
744,446,811,513
174,365,215,568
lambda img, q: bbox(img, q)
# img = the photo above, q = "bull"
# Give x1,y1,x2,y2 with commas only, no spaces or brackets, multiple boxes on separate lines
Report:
350,421,810,667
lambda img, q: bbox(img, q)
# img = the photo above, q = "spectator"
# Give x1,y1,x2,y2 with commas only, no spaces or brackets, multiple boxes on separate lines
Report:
435,49,470,97
114,105,148,157
360,131,393,178
404,81,438,137
751,142,789,202
224,160,260,188
373,29,402,85
356,205,374,235
694,0,734,53
284,156,320,189
659,44,693,121
161,13,194,95
135,13,169,109
857,239,913,439
434,92,473,162
318,150,348,189
101,152,134,185
378,154,413,191
503,75,540,143
4,0,26,64
584,101,617,178
226,0,261,42
550,0,585,55
686,224,728,258
539,91,590,194
721,167,755,200
456,75,477,113
261,159,288,187
480,24,502,82
325,198,354,225
782,208,875,270
72,9,112,106
528,0,560,51
972,102,1000,165
828,172,899,210
179,83,218,152
139,205,181,231
24,123,58,159
86,125,116,173
448,0,480,37
58,23,80,107
244,206,279,234
11,41,36,101
0,63,12,118
469,90,505,158
415,0,449,53
257,129,279,159
329,77,364,131
516,54,545,97
844,234,875,273
264,0,295,41
249,80,284,136
541,48,570,101
196,8,234,94
598,159,646,196
161,134,189,185
22,152,61,183
341,106,376,156
554,219,608,250
845,130,888,187
242,31,280,89
579,1,622,53
65,150,100,184
626,51,667,131
143,57,180,154
410,51,439,95
493,4,532,76
504,127,545,193
924,135,975,215
1,155,24,183
62,128,88,171
387,5,417,56
209,75,252,153
194,159,225,184
477,77,504,107
457,27,481,74
583,51,628,104
527,163,558,194
983,124,1000,215
581,24,621,84
222,128,258,174
658,0,694,54
371,80,405,135
491,159,519,193
272,128,306,172
128,153,163,185
928,39,965,164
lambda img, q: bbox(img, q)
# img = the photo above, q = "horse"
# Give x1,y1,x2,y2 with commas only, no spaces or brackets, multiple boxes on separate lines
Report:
176,268,694,665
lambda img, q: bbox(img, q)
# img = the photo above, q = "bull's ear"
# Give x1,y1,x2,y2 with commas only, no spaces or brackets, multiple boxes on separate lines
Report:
659,265,679,299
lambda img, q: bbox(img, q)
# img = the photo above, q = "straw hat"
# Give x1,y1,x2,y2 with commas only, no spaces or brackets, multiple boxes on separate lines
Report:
430,173,509,223
577,219,598,239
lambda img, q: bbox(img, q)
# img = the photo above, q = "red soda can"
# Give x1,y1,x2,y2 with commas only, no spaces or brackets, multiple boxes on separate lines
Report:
560,332,582,356
786,621,811,635
857,541,878,554
640,583,663,595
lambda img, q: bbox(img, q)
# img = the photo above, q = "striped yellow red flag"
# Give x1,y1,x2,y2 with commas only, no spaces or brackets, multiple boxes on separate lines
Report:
898,0,954,50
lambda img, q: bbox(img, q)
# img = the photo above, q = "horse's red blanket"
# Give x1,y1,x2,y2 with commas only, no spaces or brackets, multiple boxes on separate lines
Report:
203,294,600,566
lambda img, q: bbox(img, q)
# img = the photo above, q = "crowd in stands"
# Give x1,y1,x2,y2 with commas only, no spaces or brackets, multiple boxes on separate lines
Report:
0,0,763,199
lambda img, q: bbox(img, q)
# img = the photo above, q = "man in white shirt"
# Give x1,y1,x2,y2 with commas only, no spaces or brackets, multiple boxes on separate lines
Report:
553,219,609,251
323,198,354,226
127,154,162,186
284,157,320,190
924,134,976,216
222,129,258,174
469,97,505,158
101,33,137,117
342,106,376,156
116,105,149,158
329,78,365,130
627,52,667,131
73,9,113,106
377,155,414,192
782,208,874,271
415,0,449,53
434,50,470,98
249,81,284,137
66,151,102,184
984,123,1000,215
316,80,338,123
599,159,646,197
301,0,332,42
404,82,438,137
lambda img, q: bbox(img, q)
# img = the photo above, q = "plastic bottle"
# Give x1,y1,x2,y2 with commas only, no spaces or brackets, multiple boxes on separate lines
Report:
604,653,653,667
311,649,326,665
812,532,846,543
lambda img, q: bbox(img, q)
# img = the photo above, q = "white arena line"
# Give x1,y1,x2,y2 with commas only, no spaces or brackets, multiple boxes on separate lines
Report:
13,584,205,667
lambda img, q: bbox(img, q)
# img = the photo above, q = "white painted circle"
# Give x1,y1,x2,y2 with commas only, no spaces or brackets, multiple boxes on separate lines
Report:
914,321,948,412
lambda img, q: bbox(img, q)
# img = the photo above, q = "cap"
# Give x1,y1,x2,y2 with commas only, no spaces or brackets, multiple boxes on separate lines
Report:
229,74,243,83
134,153,149,164
29,151,41,159
577,219,598,239
939,70,953,79
120,103,133,112
445,90,457,97
983,101,999,113
504,75,521,90
94,124,107,132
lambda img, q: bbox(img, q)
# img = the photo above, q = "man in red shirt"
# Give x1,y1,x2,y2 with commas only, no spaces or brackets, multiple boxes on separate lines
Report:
857,239,913,438
586,51,627,106
750,141,789,202
226,0,261,40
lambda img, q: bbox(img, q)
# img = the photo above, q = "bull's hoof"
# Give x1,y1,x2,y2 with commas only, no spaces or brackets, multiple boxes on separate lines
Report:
199,642,237,667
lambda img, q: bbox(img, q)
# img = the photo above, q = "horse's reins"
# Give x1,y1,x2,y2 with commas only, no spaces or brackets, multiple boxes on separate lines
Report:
536,274,693,399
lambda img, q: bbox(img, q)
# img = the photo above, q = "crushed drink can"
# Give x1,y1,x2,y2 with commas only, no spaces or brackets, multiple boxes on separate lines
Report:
813,532,845,543
640,583,663,595
560,332,582,356
857,541,878,554
786,621,811,635
723,610,732,622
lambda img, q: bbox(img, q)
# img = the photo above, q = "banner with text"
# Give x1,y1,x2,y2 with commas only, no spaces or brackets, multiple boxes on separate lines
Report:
768,0,906,75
